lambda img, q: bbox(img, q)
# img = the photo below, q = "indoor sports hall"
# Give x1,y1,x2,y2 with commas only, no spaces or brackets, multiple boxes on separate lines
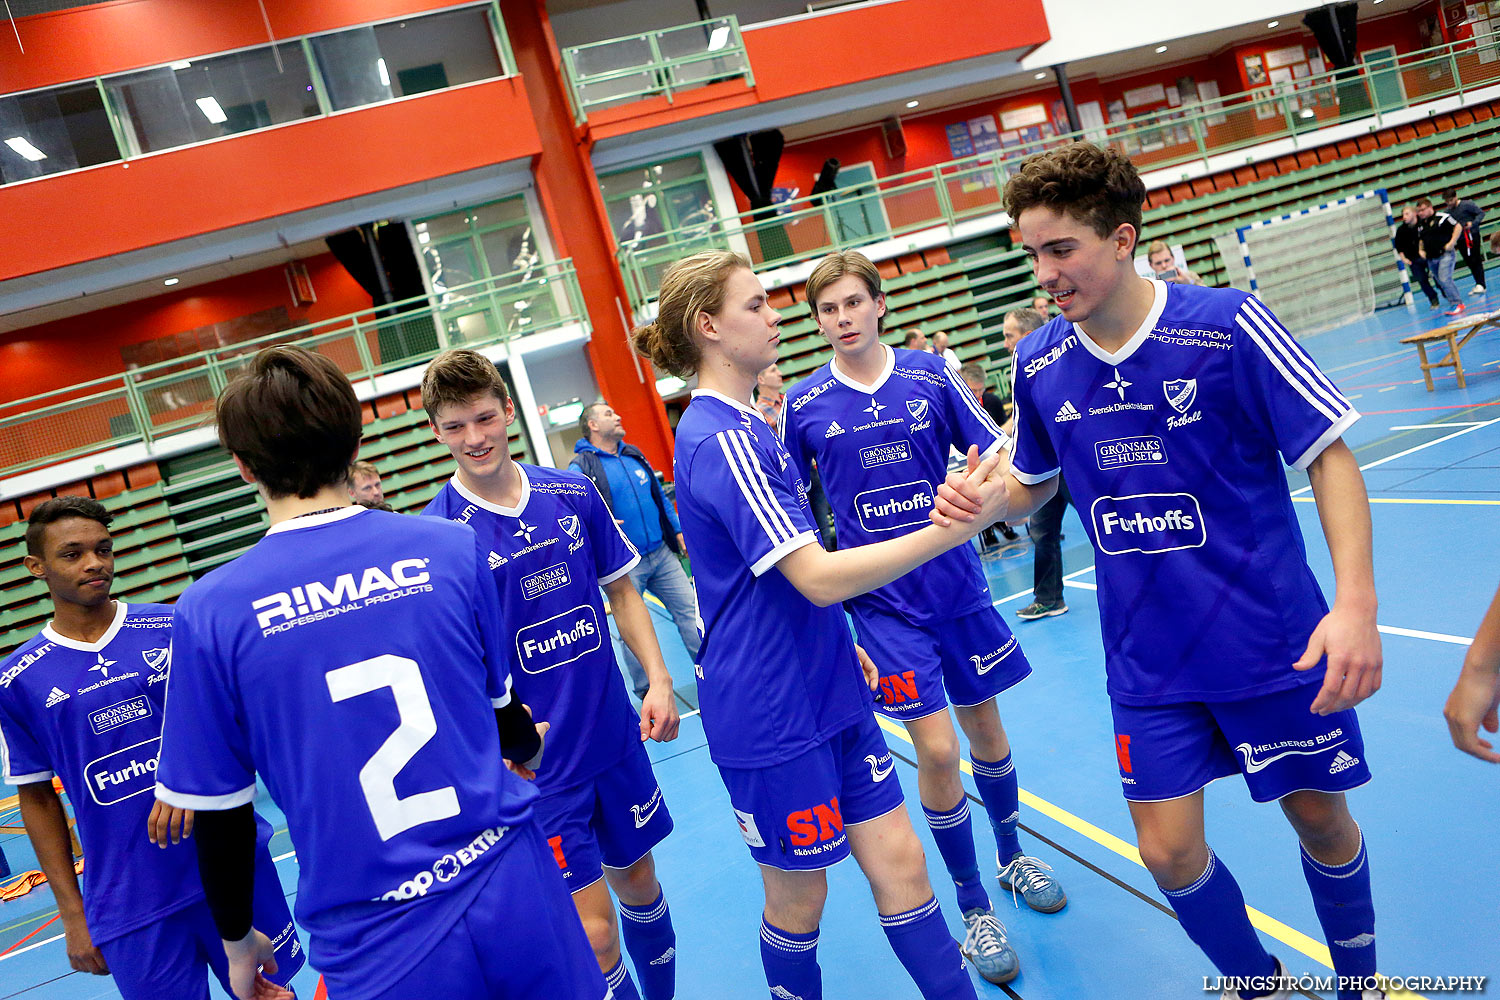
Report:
2,1,1498,998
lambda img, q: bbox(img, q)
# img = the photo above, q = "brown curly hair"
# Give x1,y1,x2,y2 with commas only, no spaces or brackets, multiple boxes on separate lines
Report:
1003,142,1146,247
631,250,753,377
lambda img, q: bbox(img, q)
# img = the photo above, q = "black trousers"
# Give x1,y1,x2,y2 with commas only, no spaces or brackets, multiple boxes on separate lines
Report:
1028,475,1072,605
1459,228,1486,287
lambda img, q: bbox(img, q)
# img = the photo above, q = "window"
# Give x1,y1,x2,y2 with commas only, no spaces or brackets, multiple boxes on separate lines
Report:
0,82,119,184
600,153,720,251
311,6,504,112
105,43,318,155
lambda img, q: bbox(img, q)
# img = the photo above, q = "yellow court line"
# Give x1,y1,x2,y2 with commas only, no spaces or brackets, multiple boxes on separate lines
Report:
1291,496,1500,506
873,713,1427,998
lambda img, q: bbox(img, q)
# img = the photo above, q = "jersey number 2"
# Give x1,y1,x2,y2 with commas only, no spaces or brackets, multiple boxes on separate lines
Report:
326,654,461,841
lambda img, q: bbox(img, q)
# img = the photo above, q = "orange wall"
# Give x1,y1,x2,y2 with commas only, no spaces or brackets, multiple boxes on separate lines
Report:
0,78,541,281
0,0,477,93
0,253,370,403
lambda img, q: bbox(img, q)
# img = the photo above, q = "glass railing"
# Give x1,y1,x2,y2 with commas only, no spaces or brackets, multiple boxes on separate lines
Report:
0,260,587,478
616,30,1500,308
0,2,515,186
561,16,753,123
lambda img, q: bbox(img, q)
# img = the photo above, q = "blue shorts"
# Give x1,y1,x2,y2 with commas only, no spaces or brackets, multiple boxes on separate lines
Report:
853,604,1031,720
718,714,906,871
1110,681,1372,803
367,822,608,1000
97,839,303,1000
533,737,672,892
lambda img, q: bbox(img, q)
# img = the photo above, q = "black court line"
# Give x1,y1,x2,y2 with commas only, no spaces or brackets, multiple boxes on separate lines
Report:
885,746,1323,1000
0,970,77,1000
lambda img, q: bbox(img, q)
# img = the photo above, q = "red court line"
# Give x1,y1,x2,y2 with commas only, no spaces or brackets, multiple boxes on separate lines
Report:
1361,401,1500,414
0,913,60,958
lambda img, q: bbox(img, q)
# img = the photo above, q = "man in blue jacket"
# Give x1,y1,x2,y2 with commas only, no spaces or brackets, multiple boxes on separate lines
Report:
572,403,701,697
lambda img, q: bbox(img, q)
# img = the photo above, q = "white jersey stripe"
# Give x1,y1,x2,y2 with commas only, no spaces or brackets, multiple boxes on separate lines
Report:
1243,298,1351,407
1236,308,1347,421
717,430,797,546
1240,302,1349,413
942,365,1008,447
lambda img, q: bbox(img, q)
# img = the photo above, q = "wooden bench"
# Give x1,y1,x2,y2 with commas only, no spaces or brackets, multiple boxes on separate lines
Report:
1400,311,1500,391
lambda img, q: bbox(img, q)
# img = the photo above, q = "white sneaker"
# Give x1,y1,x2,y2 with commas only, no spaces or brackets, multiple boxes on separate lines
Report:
1472,285,1486,295
1220,956,1291,1000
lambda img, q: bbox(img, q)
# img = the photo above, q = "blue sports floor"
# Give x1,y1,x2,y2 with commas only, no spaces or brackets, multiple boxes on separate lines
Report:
4,280,1499,999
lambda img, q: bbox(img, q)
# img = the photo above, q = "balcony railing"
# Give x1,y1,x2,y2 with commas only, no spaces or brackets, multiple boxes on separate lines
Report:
0,260,587,479
616,30,1500,308
0,2,517,188
561,16,753,123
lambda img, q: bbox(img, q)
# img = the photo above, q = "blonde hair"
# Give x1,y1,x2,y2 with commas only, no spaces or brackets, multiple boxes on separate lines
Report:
805,250,884,332
349,460,379,480
1146,240,1170,257
631,250,752,377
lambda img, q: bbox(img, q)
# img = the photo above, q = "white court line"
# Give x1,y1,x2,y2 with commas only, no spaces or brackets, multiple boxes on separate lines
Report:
1291,416,1500,495
273,849,296,863
1388,422,1488,430
1377,625,1472,646
0,932,64,962
1325,348,1411,372
991,564,1099,606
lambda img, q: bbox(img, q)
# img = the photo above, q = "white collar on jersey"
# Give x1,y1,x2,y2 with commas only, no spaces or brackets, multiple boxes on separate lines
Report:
43,599,129,652
449,464,531,517
1072,278,1169,367
264,504,366,536
691,388,762,418
830,342,895,394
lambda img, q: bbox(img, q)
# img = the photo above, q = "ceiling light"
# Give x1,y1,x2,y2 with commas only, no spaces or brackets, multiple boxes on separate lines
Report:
163,277,180,286
1267,20,1279,28
706,25,731,51
906,100,920,108
170,60,193,70
195,97,227,124
1034,71,1047,80
1155,45,1168,54
377,58,391,87
4,136,46,161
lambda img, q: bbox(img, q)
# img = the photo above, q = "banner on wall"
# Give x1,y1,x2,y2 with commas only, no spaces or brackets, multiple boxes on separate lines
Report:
945,122,974,158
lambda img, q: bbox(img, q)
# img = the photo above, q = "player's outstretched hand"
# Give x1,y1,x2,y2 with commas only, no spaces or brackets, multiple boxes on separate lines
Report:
854,644,879,693
1443,665,1500,763
506,720,551,780
931,446,1006,529
640,681,681,743
62,915,108,975
1295,604,1382,715
147,797,194,847
222,928,292,1000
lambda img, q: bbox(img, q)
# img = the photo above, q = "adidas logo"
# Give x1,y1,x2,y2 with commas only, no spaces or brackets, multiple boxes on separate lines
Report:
1054,400,1081,422
1334,932,1376,949
825,421,844,438
1328,750,1360,775
649,946,676,966
487,551,507,570
44,686,70,707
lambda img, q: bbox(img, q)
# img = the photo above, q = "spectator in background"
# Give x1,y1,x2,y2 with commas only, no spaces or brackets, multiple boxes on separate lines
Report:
1443,187,1487,295
349,460,384,505
1145,240,1204,285
903,328,929,351
1030,294,1051,320
1003,307,1072,622
754,363,786,432
1394,205,1440,309
960,362,1018,546
1417,197,1467,316
930,330,961,371
572,402,701,698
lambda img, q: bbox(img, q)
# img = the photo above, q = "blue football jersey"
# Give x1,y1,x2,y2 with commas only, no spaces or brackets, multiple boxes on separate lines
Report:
0,602,202,944
674,389,872,768
422,465,641,793
155,507,537,980
1009,280,1359,705
780,345,1007,623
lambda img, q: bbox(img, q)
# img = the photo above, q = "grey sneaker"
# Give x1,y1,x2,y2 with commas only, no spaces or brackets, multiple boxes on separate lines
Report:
997,852,1067,913
959,907,1020,984
1016,600,1068,621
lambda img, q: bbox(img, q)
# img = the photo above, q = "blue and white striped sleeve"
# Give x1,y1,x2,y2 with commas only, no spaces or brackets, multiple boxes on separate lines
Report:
706,428,819,577
1232,296,1360,470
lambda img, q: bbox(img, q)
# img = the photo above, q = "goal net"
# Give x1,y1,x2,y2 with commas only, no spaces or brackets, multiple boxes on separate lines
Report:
1213,189,1410,335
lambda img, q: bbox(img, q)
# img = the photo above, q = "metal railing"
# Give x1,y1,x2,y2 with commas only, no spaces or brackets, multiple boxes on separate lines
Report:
0,260,588,479
616,30,1500,308
561,16,754,123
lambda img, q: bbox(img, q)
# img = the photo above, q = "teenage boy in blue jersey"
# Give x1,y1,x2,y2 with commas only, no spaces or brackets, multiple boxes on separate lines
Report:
155,346,605,1000
421,349,680,1000
780,250,1068,985
0,496,304,1000
933,143,1384,1000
